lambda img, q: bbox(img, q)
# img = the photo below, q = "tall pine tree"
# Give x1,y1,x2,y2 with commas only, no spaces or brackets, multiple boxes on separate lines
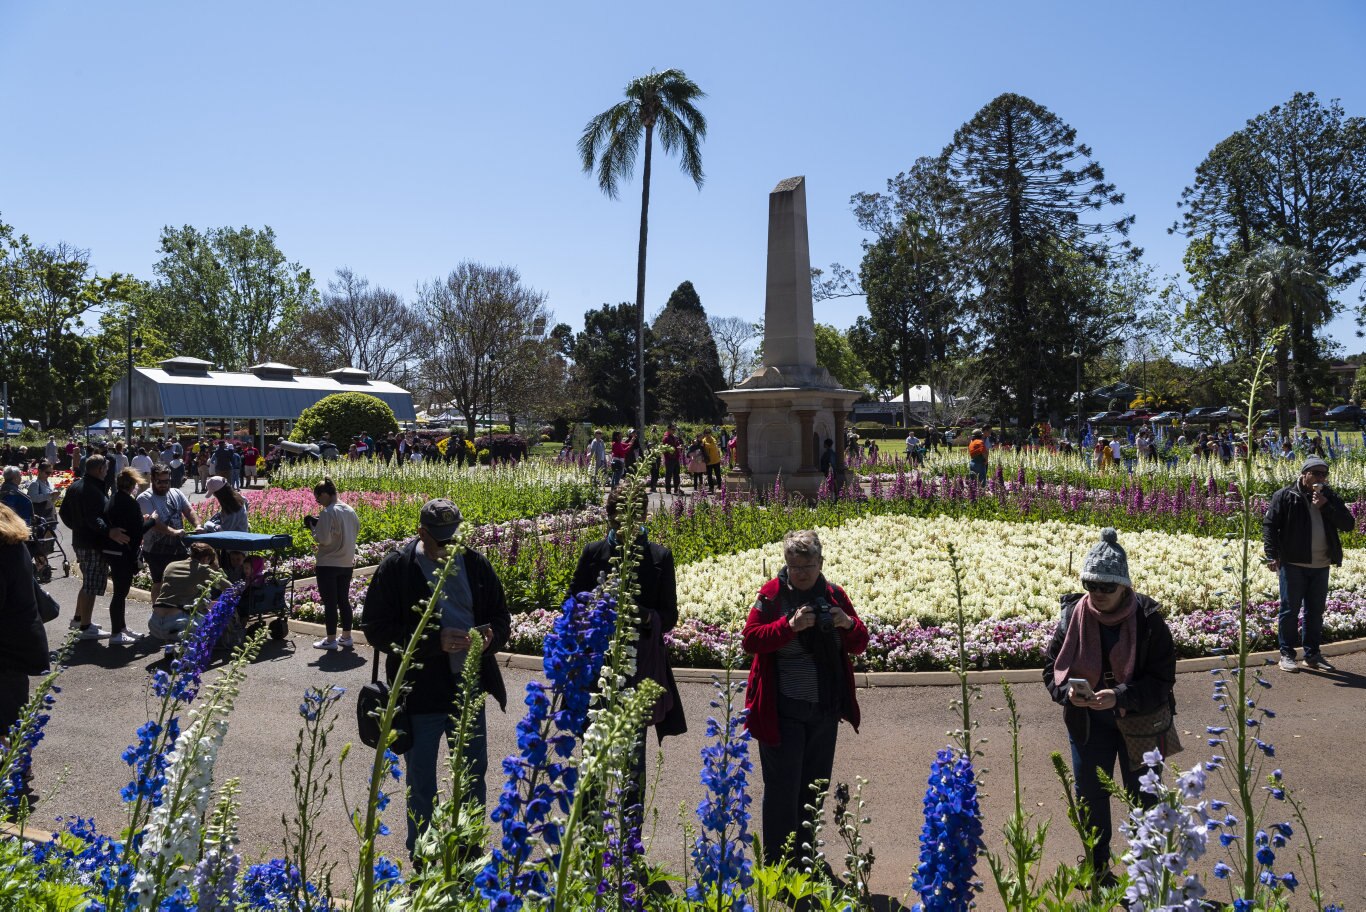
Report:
939,93,1136,429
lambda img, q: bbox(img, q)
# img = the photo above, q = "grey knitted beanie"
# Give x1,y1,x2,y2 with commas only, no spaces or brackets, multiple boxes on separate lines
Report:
1080,527,1131,587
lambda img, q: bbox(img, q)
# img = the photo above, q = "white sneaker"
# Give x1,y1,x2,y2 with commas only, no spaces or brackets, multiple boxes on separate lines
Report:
109,630,140,646
337,634,354,649
313,638,339,651
1278,655,1298,673
80,624,107,640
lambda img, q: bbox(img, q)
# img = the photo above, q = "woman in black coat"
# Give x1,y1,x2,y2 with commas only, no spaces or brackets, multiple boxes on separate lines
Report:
104,468,155,645
567,486,686,808
0,502,50,796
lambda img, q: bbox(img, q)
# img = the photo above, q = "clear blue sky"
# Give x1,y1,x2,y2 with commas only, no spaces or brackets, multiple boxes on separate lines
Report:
2,1,1364,349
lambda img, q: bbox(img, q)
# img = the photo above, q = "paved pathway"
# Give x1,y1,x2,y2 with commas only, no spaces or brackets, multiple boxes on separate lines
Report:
21,494,1366,909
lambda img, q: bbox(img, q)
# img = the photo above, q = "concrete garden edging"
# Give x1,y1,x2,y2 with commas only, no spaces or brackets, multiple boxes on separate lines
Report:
283,618,1366,688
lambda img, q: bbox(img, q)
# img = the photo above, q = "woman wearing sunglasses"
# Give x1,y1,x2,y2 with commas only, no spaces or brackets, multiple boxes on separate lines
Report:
1043,527,1177,884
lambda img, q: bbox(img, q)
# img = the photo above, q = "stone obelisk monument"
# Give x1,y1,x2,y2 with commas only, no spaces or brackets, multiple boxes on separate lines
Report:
718,176,861,498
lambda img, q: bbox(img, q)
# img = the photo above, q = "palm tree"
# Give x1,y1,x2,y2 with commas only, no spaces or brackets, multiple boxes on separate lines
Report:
579,69,707,434
1233,244,1333,438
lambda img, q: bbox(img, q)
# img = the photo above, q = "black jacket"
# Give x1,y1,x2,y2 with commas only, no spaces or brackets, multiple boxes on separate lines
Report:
1263,481,1354,567
1042,593,1176,747
569,534,687,739
362,541,510,715
66,477,112,551
104,491,153,577
0,540,50,677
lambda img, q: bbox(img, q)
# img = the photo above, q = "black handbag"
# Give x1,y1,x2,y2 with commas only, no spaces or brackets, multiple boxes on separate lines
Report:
356,647,412,754
35,580,60,623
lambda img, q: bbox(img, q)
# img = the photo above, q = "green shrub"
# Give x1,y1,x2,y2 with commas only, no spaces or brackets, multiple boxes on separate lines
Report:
290,393,399,445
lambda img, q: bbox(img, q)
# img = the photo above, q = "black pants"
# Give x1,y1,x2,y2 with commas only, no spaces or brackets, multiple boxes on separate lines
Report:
758,696,839,863
0,670,29,735
1070,721,1150,870
108,566,134,633
706,462,723,490
316,566,354,636
663,461,682,493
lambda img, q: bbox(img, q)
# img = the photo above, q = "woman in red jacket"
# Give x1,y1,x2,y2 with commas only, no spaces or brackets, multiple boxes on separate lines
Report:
742,529,868,864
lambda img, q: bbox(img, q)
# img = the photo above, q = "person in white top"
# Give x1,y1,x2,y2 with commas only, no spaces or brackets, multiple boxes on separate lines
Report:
130,448,155,492
307,476,360,650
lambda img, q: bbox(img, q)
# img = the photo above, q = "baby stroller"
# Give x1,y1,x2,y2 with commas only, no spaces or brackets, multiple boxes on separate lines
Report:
184,531,295,646
1,489,69,584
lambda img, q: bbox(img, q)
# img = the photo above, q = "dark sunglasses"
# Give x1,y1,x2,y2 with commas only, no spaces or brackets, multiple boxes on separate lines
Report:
1083,580,1119,594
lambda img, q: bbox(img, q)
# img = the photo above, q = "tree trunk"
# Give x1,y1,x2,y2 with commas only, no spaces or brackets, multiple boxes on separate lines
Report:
635,123,654,434
1291,311,1315,429
1276,343,1290,440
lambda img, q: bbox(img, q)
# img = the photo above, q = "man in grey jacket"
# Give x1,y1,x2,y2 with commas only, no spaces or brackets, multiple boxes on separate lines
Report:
1263,457,1354,672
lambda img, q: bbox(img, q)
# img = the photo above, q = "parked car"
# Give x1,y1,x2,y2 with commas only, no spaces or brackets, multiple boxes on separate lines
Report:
1207,406,1245,423
1115,409,1155,424
1087,410,1122,424
1151,410,1185,423
1325,404,1366,424
1256,408,1280,423
1185,407,1220,423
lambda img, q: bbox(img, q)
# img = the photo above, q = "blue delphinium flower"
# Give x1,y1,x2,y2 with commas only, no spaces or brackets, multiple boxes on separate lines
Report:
910,747,984,912
477,591,618,910
687,678,754,912
238,858,330,909
373,855,403,890
1,685,59,811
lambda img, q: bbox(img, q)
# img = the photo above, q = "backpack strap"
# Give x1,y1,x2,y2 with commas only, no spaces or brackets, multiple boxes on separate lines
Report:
370,645,381,684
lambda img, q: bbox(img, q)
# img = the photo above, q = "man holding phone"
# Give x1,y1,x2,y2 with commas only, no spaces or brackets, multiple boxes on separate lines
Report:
362,498,511,860
1264,457,1354,672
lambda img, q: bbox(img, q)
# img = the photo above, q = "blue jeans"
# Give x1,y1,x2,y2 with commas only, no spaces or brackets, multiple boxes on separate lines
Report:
1278,564,1330,659
405,705,488,858
1070,719,1147,871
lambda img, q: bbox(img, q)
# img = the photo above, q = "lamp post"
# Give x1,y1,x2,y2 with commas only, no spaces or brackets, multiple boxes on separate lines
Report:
83,398,92,448
1072,345,1083,439
126,310,142,445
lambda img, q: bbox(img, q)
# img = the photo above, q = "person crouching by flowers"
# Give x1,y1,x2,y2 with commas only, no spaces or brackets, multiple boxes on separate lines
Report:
362,498,511,862
742,529,868,865
1043,527,1176,882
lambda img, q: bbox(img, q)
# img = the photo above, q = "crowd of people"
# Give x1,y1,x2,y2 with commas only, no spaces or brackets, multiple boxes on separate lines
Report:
0,421,1353,880
584,425,732,494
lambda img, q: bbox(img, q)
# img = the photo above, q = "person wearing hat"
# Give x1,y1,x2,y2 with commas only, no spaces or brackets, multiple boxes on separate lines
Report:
361,497,511,860
1043,528,1176,881
199,476,249,533
1263,457,1353,672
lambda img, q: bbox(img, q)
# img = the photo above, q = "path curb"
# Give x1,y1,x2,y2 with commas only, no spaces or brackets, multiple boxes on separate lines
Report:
283,618,1366,688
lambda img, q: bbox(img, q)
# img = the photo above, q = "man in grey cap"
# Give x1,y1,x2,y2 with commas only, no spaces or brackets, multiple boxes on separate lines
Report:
362,497,511,860
1263,457,1354,672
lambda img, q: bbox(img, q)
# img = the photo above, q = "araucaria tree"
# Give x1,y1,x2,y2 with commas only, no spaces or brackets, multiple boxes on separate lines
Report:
939,93,1137,430
579,68,707,436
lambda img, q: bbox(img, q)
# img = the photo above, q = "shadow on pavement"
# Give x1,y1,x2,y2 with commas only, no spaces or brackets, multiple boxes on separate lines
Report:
307,648,368,673
1307,666,1366,690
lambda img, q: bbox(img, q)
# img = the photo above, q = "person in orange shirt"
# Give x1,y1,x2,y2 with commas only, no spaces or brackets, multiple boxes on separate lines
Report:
967,429,988,483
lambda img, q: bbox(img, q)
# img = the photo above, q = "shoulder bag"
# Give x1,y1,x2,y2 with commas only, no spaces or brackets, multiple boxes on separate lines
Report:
356,647,413,754
1115,700,1183,767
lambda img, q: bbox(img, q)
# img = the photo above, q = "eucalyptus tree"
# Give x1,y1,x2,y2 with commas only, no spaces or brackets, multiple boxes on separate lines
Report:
579,68,707,434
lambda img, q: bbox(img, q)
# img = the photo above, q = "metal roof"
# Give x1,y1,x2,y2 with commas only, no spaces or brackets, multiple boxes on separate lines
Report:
107,366,417,421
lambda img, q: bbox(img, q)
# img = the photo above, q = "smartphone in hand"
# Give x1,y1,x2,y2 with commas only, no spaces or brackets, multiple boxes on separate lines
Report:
1068,678,1096,701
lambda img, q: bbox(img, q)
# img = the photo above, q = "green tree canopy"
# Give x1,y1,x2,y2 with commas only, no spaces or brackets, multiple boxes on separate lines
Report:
651,281,725,422
0,218,141,430
813,323,871,393
570,302,658,427
150,224,318,371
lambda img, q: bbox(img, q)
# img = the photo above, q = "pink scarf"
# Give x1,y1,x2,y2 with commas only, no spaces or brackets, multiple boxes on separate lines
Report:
1052,591,1138,691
